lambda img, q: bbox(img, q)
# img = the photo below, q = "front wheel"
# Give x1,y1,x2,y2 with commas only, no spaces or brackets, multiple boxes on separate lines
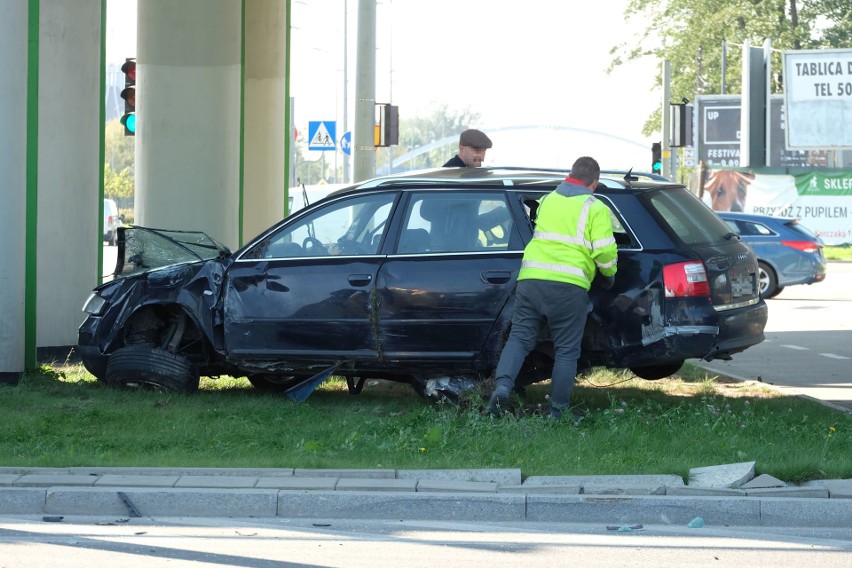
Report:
630,361,683,380
106,345,199,393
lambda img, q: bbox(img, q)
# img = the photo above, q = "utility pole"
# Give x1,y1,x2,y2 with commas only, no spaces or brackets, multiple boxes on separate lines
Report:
353,0,376,182
342,0,350,184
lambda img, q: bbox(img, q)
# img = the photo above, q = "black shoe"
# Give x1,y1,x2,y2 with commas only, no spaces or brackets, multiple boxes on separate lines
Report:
549,406,585,426
486,389,510,417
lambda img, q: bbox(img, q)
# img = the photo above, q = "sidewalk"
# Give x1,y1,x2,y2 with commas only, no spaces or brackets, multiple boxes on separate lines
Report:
2,467,850,528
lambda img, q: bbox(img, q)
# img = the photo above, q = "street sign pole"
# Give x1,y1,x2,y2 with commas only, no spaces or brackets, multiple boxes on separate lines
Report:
662,60,672,179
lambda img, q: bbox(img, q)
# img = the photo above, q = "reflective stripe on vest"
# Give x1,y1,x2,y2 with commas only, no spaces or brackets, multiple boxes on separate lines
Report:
521,260,588,279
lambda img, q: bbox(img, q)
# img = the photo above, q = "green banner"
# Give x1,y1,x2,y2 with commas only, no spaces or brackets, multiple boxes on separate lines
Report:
795,172,852,196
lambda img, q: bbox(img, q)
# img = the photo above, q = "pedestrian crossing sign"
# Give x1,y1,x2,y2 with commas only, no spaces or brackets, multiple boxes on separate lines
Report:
308,121,337,151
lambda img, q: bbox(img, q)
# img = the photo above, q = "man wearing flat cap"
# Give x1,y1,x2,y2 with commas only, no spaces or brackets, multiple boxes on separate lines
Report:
443,128,493,167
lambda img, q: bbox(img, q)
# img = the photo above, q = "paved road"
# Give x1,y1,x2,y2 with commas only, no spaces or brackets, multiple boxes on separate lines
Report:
697,261,852,412
1,516,851,567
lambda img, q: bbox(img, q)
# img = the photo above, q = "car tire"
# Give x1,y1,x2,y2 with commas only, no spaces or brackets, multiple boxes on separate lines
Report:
766,285,784,299
630,362,683,380
105,345,199,393
757,261,779,299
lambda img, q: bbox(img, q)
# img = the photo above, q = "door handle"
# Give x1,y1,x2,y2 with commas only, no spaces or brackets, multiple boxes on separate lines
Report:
348,274,373,286
482,270,512,284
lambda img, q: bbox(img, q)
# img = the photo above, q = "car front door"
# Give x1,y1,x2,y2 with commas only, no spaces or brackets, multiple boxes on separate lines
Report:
375,191,524,368
222,192,397,366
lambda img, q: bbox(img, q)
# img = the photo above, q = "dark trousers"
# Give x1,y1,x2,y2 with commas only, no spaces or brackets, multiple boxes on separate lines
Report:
494,279,588,409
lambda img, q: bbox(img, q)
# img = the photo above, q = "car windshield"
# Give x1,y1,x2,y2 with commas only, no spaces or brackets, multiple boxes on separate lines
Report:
648,188,733,246
115,227,229,276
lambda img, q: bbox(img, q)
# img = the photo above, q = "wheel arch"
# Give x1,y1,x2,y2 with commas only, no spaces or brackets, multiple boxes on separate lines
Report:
117,301,213,363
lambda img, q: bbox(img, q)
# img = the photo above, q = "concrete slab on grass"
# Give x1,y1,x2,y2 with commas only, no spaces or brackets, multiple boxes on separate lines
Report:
397,468,521,485
255,477,338,490
689,462,755,488
336,478,417,492
416,480,497,493
13,474,98,487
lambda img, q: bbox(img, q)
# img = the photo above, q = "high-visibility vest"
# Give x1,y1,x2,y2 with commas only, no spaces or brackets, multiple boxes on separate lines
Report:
519,190,618,290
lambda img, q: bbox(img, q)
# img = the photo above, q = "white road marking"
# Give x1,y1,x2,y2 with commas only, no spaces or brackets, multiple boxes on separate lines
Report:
780,344,809,350
820,353,850,360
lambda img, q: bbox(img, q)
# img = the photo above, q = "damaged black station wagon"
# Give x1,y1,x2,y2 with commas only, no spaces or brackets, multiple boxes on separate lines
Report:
78,168,768,399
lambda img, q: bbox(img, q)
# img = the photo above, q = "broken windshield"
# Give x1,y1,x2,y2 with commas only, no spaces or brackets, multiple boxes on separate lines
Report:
114,226,230,277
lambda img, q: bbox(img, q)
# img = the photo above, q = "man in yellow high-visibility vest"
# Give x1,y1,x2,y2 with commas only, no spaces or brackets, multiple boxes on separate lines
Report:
487,156,618,422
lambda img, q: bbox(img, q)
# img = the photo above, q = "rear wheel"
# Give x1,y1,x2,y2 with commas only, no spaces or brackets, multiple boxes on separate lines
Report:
757,261,779,299
630,361,683,380
106,345,199,393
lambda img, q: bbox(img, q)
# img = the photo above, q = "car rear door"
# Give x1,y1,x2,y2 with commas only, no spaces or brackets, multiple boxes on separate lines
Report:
374,190,524,367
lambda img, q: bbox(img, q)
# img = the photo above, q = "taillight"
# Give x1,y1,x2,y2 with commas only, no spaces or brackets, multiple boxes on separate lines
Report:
663,261,710,297
781,240,820,253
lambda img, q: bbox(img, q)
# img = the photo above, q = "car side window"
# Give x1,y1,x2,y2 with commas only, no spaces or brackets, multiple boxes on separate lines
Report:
745,221,773,236
248,193,396,259
524,193,636,249
397,192,515,254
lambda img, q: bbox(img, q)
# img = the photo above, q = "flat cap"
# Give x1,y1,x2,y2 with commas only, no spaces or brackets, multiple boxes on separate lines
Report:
459,129,493,149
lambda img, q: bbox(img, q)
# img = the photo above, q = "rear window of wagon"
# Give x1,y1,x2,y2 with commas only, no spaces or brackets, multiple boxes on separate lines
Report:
647,188,734,246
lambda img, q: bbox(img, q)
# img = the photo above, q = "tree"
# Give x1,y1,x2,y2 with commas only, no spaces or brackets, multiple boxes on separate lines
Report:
104,118,135,204
610,0,852,136
104,164,134,201
105,118,135,177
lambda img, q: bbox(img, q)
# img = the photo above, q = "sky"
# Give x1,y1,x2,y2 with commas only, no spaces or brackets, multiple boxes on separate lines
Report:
107,0,660,170
291,0,660,169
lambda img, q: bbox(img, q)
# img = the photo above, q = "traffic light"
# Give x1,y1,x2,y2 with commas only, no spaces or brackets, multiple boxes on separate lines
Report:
375,103,399,147
120,57,136,136
651,142,662,173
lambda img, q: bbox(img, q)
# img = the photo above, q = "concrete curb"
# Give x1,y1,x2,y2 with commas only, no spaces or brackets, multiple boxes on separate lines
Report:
1,468,849,527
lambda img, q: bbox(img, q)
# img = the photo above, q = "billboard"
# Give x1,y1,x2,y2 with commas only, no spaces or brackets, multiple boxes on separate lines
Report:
694,95,847,168
783,48,852,149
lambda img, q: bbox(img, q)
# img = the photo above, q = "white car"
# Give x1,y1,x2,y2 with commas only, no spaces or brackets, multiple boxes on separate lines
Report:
103,198,121,246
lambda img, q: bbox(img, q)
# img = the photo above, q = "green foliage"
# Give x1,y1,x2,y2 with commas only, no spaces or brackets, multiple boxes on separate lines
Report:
824,245,852,260
105,118,135,201
104,164,134,200
2,363,849,481
611,0,852,136
105,118,135,177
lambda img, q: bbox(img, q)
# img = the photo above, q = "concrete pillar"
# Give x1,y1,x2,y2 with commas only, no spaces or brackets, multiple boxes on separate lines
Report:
243,0,288,243
136,0,242,250
36,0,103,353
0,0,29,382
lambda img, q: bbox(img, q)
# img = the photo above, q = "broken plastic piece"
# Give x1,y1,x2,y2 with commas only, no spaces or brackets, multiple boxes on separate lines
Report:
423,375,477,402
286,365,338,402
42,516,63,522
687,516,706,528
607,524,644,532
